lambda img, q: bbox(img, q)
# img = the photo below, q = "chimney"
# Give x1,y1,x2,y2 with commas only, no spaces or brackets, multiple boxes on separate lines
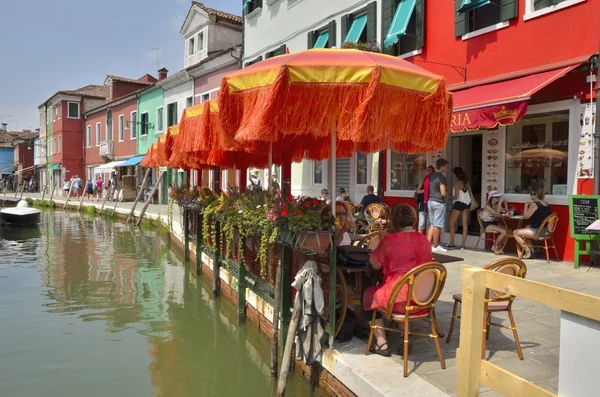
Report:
1,123,7,131
158,68,169,81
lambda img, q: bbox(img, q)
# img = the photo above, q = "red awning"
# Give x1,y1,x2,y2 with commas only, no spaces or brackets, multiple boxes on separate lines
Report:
451,65,580,132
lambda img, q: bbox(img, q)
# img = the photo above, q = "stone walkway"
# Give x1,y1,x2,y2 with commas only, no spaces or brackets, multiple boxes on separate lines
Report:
333,248,600,396
11,191,598,396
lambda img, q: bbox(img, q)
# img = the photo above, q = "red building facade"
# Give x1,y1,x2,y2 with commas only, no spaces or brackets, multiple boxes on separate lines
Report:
380,0,599,261
84,75,156,183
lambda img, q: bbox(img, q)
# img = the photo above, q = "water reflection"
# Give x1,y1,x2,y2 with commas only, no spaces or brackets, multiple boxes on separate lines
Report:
0,210,310,397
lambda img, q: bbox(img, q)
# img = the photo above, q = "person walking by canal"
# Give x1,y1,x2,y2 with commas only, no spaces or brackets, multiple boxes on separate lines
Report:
95,176,103,201
85,179,94,200
63,178,71,198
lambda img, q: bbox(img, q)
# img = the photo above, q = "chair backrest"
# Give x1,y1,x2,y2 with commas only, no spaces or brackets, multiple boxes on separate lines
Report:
483,258,527,302
385,262,447,318
366,203,383,220
357,232,381,251
536,213,559,238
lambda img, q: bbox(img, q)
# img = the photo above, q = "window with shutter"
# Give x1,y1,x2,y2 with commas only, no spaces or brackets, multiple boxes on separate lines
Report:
382,0,424,57
455,0,517,37
244,56,263,67
309,22,335,49
340,2,377,45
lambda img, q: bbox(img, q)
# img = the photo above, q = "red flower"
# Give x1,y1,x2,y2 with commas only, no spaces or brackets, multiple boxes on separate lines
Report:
303,202,310,208
296,209,302,215
287,194,294,201
312,199,319,205
281,210,289,216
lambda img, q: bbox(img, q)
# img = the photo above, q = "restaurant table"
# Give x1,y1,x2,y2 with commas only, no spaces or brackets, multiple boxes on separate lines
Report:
499,215,525,252
348,233,366,244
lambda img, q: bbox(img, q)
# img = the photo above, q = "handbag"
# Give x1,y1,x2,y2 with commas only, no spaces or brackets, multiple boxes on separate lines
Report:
414,191,423,205
468,184,479,211
337,245,370,268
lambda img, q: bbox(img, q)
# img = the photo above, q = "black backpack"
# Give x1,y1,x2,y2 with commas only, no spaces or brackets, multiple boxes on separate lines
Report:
337,245,370,268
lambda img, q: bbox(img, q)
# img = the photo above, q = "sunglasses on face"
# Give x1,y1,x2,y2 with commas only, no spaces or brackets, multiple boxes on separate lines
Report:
336,212,347,217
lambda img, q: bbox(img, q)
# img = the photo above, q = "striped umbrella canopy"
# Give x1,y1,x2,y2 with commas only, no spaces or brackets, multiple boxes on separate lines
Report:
218,48,453,160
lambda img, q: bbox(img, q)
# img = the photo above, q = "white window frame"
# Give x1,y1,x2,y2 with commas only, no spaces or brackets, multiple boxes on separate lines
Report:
198,32,204,51
462,21,509,40
353,152,372,200
312,160,325,186
166,101,178,128
86,125,92,148
194,87,220,101
385,151,444,198
58,136,62,154
52,138,56,155
140,112,149,136
186,96,194,108
156,106,164,134
524,0,586,21
118,114,125,142
95,122,101,146
106,82,112,99
188,37,195,56
130,111,137,140
53,105,57,122
67,101,80,119
502,99,578,206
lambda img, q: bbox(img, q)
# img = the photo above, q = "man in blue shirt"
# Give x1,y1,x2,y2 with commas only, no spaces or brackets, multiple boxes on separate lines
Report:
359,185,380,213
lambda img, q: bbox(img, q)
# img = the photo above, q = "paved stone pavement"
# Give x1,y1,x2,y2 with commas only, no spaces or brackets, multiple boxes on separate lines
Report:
340,247,600,396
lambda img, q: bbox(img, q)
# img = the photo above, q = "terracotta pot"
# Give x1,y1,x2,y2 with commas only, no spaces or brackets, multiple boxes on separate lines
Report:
295,230,331,254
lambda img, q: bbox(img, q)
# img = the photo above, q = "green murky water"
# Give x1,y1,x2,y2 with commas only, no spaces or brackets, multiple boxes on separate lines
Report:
0,211,311,397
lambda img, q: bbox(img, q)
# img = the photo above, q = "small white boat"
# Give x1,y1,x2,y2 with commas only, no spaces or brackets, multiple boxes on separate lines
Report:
0,200,41,226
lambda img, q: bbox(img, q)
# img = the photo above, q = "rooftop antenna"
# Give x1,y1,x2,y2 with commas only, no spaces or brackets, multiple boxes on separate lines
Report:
150,48,160,70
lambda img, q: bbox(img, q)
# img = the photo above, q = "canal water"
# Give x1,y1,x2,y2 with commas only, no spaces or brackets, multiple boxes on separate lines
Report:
0,210,311,397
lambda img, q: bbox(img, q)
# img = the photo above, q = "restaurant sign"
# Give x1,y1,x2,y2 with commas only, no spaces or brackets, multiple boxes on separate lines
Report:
451,101,528,133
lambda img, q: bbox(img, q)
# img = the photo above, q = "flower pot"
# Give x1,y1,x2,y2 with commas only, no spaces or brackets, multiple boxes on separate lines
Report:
295,230,332,254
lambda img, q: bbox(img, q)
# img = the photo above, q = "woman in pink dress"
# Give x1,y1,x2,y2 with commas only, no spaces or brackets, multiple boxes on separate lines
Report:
363,204,433,356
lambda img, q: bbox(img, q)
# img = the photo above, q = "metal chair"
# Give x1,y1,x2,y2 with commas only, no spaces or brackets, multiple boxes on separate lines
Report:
519,213,559,263
446,258,527,360
364,262,447,377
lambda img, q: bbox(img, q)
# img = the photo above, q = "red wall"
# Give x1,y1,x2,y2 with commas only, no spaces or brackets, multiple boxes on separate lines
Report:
412,0,599,85
110,98,138,159
107,81,146,103
53,99,85,180
14,144,33,169
85,111,105,167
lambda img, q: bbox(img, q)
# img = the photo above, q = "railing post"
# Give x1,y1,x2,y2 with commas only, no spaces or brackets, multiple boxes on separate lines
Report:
456,266,487,397
279,245,292,350
196,212,202,276
327,232,337,346
183,208,189,262
237,236,247,321
213,220,221,297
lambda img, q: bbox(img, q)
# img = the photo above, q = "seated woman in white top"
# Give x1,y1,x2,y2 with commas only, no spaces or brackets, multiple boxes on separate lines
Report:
481,190,511,255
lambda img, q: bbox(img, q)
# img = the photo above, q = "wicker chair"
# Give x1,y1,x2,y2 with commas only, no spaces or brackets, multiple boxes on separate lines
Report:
365,203,390,234
475,209,511,252
446,258,527,360
364,262,447,377
518,213,559,263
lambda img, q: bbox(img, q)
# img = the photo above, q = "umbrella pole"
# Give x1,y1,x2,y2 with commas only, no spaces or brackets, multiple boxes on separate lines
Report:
268,142,273,193
328,122,337,348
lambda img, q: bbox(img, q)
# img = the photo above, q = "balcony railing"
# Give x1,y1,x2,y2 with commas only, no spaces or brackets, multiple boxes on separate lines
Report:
184,49,208,68
99,140,114,159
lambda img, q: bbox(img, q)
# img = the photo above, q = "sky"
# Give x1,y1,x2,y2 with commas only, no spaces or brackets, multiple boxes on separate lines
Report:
0,0,240,132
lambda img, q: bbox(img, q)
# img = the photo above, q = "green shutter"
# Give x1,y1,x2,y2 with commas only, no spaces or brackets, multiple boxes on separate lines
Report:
534,0,551,10
341,14,350,45
327,20,336,48
381,0,395,55
499,0,518,22
415,0,424,49
454,0,468,37
366,1,377,42
307,30,315,49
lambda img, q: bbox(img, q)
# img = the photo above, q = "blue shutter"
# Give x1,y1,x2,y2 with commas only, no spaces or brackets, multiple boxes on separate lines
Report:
384,0,417,48
344,14,368,43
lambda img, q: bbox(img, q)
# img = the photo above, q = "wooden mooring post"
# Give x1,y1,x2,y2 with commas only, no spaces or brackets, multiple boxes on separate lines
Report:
136,171,164,226
127,168,151,223
41,184,47,202
64,183,74,208
49,183,56,203
77,185,86,212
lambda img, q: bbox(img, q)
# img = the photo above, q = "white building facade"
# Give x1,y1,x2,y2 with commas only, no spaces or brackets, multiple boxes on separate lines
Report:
243,0,390,200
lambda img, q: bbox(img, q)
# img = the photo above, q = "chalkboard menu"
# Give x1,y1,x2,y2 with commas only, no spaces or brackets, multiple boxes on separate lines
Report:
569,195,600,238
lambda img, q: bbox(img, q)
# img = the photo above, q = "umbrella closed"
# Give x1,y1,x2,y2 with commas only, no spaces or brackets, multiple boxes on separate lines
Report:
511,148,567,160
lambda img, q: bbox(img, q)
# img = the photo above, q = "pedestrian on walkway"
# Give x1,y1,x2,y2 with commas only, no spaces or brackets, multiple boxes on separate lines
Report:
63,179,71,198
427,158,449,252
95,176,103,201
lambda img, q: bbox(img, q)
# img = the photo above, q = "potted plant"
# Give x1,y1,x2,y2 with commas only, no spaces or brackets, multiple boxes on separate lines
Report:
286,195,333,254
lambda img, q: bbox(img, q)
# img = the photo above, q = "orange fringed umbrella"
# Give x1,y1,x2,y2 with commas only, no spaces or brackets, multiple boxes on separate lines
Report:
155,125,180,167
169,100,291,170
219,48,453,159
140,143,158,168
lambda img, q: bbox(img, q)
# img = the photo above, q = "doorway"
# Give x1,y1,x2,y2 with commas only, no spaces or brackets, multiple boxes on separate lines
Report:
449,134,483,238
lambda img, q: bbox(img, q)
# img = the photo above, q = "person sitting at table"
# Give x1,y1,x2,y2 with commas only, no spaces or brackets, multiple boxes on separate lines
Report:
320,188,331,204
335,201,354,247
513,188,551,259
481,190,510,255
359,185,381,214
362,204,432,357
